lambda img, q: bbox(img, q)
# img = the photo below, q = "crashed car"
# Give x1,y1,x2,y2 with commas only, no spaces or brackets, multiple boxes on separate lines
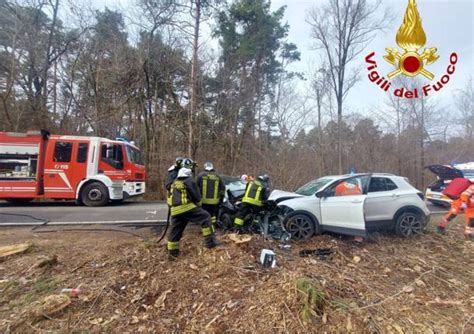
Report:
272,173,430,240
425,163,474,207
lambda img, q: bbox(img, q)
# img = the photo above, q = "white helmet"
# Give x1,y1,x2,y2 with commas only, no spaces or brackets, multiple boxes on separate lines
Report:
240,174,248,182
177,168,192,178
204,161,214,172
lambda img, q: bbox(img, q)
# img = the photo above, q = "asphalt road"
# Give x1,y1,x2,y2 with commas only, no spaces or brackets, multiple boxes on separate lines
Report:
0,200,447,225
0,201,169,225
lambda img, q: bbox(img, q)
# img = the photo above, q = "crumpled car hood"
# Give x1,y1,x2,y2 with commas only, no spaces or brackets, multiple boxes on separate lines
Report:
269,189,304,203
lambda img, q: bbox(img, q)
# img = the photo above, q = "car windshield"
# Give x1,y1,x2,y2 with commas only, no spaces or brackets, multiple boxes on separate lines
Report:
125,145,144,165
226,180,246,192
295,177,335,196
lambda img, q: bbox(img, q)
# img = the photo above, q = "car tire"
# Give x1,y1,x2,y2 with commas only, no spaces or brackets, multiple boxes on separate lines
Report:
284,212,319,241
394,211,424,237
81,182,109,207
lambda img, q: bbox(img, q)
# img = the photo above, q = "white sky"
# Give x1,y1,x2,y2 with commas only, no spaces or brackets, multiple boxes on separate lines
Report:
95,0,474,125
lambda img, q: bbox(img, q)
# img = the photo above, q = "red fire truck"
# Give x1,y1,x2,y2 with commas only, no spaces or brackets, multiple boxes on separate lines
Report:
0,130,146,206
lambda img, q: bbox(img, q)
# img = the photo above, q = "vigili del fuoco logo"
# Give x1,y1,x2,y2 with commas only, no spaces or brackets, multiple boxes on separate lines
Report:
365,0,458,98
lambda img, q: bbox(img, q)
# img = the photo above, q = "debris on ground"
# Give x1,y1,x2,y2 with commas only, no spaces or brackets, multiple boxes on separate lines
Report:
227,233,252,244
24,294,72,324
0,243,31,259
0,217,473,332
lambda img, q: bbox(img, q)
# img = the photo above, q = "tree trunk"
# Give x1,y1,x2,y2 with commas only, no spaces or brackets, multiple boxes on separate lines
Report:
337,97,343,174
188,0,201,158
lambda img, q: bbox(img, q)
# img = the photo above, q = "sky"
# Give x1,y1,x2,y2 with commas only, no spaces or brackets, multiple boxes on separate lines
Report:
95,0,473,127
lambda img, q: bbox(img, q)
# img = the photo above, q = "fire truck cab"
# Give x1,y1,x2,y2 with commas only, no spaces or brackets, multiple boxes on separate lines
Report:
0,130,146,206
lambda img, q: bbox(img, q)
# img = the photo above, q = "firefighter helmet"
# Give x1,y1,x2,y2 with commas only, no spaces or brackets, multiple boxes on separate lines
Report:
177,168,192,178
175,157,184,169
204,161,214,172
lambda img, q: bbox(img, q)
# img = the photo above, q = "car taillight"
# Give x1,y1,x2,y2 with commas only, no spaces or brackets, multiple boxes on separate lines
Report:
417,192,425,200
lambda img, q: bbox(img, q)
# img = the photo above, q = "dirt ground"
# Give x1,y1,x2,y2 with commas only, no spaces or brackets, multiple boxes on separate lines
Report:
0,217,473,333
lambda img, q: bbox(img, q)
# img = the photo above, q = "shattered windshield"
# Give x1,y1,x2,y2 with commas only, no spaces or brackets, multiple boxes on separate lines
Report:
295,177,335,196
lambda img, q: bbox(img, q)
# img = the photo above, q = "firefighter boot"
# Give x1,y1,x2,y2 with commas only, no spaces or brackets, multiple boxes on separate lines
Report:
204,234,221,249
168,249,179,260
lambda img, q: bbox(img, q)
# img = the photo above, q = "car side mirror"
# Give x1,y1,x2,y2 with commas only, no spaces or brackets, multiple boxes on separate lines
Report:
315,190,325,198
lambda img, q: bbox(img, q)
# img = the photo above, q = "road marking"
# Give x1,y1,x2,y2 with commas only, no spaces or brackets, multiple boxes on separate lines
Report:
0,219,167,226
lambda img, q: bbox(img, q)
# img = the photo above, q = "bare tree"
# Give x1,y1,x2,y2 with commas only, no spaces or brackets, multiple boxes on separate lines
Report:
311,66,331,175
456,76,474,141
307,0,389,173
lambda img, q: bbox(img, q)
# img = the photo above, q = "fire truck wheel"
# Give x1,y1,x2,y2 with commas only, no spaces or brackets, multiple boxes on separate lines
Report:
81,182,109,207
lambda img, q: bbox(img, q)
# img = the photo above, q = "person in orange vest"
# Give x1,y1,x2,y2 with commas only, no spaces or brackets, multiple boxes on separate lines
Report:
335,180,362,196
438,184,474,238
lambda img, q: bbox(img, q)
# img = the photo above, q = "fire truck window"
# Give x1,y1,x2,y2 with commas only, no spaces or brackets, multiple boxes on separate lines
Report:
101,144,124,169
77,143,88,163
54,142,72,162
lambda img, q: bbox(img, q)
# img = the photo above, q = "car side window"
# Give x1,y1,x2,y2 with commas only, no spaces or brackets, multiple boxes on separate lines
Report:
326,175,370,197
368,177,398,192
385,178,398,191
368,177,386,192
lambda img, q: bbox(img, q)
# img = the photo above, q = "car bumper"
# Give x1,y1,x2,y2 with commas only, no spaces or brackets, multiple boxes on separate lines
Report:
425,191,452,206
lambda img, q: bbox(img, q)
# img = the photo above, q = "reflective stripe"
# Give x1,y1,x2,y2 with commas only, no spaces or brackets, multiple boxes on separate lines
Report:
234,217,244,226
211,216,217,223
243,180,263,206
202,174,220,205
166,191,172,206
171,203,196,216
167,241,179,250
202,227,213,237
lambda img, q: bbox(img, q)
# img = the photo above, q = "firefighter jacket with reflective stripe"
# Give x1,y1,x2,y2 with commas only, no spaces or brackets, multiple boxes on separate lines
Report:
170,177,201,216
242,180,269,207
196,171,225,205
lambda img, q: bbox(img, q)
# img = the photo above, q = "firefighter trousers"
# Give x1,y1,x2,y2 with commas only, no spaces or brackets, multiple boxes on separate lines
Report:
234,203,261,227
167,207,214,254
202,204,219,228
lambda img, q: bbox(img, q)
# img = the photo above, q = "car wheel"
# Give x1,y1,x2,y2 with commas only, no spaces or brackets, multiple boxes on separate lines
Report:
81,182,109,207
218,213,233,231
284,213,317,241
395,211,424,237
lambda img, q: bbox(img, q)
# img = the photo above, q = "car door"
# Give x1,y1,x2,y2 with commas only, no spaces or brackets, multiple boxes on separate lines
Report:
365,176,400,222
319,175,370,236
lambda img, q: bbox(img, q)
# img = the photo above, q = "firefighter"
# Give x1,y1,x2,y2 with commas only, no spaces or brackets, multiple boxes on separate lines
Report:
167,167,220,258
165,157,197,191
233,174,270,232
196,161,225,230
438,183,474,238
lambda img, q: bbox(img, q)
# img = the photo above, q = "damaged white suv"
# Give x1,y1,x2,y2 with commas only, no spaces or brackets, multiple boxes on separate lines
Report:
272,173,430,240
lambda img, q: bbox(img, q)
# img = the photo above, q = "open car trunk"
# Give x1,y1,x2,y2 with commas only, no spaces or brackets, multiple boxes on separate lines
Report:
425,165,464,181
